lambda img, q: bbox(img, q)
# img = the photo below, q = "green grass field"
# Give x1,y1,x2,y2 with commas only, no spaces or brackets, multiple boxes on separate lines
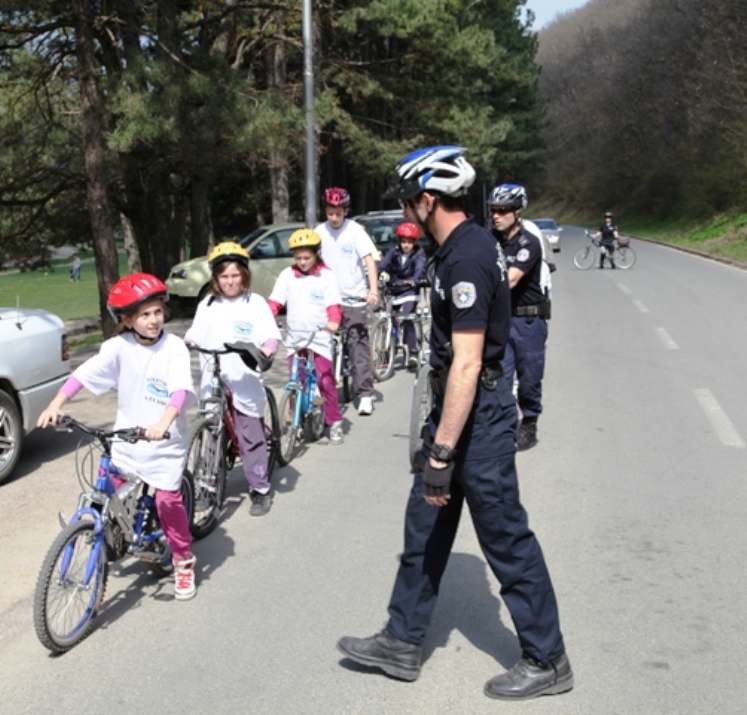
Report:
0,253,129,321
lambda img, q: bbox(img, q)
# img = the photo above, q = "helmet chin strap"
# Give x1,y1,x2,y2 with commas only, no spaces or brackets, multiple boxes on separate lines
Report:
410,195,439,241
130,327,163,344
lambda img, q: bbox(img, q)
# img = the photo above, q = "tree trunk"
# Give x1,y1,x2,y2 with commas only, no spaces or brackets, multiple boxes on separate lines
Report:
72,0,119,336
120,212,141,273
268,11,290,223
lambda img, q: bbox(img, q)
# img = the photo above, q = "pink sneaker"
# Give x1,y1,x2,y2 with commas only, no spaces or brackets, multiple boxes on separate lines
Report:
174,556,197,600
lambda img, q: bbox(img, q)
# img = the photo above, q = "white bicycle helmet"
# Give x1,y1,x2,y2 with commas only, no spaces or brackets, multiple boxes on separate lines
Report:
488,183,528,210
382,145,476,200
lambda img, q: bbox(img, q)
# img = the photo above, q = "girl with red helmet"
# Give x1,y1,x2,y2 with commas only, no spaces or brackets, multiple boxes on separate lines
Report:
37,273,198,600
376,222,427,368
184,242,281,517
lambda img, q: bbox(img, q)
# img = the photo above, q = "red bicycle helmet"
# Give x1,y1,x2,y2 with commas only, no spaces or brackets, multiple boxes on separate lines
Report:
396,222,420,240
107,273,169,322
323,187,350,207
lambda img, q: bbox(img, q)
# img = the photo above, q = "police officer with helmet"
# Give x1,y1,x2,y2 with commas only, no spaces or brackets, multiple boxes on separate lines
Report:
337,147,572,701
489,184,550,452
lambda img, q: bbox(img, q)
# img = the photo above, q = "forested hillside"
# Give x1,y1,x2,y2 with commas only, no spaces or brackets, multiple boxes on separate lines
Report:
536,0,746,219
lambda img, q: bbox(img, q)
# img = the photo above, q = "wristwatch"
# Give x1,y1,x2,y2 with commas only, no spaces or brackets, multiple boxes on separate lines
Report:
431,443,456,463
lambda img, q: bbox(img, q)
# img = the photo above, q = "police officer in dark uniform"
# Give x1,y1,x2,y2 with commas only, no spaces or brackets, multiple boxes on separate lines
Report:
337,147,573,701
489,184,550,452
595,211,619,269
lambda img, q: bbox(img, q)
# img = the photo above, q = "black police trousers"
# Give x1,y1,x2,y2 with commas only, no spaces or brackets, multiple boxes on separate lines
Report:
386,385,566,664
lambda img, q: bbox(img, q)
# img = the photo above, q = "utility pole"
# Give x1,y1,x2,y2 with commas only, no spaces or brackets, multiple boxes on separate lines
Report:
303,0,316,228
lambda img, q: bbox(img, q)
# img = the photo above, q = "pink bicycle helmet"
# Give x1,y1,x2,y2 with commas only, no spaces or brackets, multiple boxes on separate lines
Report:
323,187,351,207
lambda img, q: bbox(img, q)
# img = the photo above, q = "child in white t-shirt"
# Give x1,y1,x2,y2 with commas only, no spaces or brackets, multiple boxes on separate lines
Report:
37,273,198,600
315,186,379,416
184,242,281,517
268,228,344,443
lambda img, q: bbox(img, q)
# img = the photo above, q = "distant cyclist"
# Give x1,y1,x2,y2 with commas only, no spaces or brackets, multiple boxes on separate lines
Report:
376,221,427,369
593,212,619,269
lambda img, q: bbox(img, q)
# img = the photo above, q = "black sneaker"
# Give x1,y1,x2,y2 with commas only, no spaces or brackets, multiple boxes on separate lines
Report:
337,630,422,681
516,420,538,451
484,653,573,700
249,490,272,517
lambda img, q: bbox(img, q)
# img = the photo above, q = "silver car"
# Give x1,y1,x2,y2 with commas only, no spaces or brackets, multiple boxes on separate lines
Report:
530,218,563,252
0,307,70,483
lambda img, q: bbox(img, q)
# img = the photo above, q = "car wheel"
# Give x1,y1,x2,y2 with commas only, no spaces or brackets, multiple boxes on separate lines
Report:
0,389,23,484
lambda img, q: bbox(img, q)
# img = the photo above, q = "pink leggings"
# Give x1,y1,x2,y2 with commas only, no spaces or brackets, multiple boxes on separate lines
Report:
288,351,343,425
113,476,192,563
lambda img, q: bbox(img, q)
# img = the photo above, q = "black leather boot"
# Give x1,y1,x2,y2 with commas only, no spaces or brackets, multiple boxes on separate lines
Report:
337,630,422,681
484,653,574,700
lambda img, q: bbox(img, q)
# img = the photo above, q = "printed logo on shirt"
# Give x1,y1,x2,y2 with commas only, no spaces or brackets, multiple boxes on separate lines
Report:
516,248,530,262
452,282,477,309
145,378,169,405
310,289,325,303
233,321,254,339
341,245,354,256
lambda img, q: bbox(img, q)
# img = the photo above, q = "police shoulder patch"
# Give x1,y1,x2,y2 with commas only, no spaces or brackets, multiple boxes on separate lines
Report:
452,281,477,309
516,248,530,262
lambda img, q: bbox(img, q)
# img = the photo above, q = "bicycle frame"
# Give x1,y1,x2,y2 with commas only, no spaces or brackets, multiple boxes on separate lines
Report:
281,329,323,429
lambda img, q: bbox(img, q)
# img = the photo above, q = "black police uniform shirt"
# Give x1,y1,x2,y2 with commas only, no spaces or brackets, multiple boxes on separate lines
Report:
429,219,515,461
430,219,510,373
599,223,617,244
495,227,543,308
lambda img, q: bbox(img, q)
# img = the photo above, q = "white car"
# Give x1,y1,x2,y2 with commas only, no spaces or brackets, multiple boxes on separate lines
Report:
530,218,563,252
0,308,70,483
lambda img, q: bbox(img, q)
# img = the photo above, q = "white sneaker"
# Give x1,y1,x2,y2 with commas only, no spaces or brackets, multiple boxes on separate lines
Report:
358,396,373,416
329,420,344,444
174,555,197,601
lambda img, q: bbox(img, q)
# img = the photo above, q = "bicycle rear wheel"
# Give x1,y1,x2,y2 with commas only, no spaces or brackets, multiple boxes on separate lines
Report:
371,316,396,382
573,245,596,270
276,389,299,466
34,520,108,653
615,246,636,269
185,418,226,539
264,387,279,478
409,365,433,471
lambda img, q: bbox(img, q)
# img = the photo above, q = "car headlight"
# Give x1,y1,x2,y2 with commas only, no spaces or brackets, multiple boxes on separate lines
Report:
170,268,188,279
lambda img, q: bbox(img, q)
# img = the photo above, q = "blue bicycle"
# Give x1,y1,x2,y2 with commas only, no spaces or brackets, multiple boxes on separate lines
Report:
276,327,326,466
33,416,193,653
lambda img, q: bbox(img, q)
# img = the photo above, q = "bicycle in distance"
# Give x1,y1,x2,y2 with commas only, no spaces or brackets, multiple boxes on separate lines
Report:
574,230,636,270
275,326,328,466
186,344,279,538
33,417,193,653
370,279,432,382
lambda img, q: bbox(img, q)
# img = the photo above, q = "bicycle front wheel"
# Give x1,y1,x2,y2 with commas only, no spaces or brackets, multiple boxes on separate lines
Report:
277,389,299,466
307,385,325,442
34,520,108,653
615,246,636,269
573,245,596,270
371,316,396,382
264,387,279,478
185,418,226,539
409,365,434,471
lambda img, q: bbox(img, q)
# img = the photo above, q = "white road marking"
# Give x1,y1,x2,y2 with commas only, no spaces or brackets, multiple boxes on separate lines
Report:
654,327,678,350
694,389,745,448
617,284,632,294
632,299,649,313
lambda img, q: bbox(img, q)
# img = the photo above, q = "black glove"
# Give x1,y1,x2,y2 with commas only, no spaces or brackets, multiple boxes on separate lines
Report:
422,460,454,498
224,342,274,372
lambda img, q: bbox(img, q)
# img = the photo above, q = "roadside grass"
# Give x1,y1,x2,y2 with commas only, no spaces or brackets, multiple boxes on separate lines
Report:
0,252,128,320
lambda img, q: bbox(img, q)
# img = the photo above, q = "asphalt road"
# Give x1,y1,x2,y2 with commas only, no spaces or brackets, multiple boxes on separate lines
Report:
1,227,746,714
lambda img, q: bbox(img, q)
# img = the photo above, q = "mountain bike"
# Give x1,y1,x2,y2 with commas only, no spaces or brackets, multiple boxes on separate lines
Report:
409,364,434,470
186,345,279,538
574,230,636,270
370,279,431,382
33,416,193,653
276,327,327,466
332,326,353,405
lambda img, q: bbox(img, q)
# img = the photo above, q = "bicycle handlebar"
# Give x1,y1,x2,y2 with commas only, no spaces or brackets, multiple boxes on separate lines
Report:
56,416,170,442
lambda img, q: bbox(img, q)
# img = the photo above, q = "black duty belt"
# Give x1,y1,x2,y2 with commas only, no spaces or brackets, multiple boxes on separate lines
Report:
429,364,503,398
513,301,551,318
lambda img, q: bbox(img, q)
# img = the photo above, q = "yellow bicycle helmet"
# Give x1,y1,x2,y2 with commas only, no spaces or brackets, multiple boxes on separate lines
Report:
288,228,322,251
208,241,249,270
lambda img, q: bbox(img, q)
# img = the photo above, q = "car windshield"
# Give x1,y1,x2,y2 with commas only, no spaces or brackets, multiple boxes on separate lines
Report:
239,226,267,247
533,219,558,231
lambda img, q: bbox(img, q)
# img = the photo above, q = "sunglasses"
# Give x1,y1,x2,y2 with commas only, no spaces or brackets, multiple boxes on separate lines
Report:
489,207,513,216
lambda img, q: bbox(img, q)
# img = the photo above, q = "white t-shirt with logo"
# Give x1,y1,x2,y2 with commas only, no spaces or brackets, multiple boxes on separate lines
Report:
269,265,341,360
316,218,375,305
73,332,196,491
184,291,281,418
